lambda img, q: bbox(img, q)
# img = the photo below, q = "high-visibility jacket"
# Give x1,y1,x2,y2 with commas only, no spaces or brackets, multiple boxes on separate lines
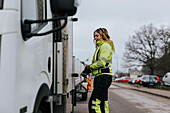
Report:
90,40,113,77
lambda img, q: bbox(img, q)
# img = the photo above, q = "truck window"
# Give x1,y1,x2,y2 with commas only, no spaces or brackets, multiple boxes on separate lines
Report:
0,0,3,9
22,0,46,32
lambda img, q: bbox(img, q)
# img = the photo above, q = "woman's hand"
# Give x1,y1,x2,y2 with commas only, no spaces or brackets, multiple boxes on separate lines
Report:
81,65,91,78
84,65,91,73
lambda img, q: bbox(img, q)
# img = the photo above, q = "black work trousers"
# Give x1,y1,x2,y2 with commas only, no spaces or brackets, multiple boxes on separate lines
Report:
88,75,112,113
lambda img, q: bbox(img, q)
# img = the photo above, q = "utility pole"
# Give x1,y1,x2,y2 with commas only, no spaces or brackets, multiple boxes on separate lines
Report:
117,56,118,73
114,54,119,75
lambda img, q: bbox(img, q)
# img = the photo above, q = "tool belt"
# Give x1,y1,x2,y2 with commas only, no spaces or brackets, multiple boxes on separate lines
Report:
99,67,110,73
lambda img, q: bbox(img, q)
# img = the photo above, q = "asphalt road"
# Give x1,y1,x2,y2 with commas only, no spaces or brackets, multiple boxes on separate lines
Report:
108,85,149,113
74,84,170,113
109,85,170,113
108,87,147,113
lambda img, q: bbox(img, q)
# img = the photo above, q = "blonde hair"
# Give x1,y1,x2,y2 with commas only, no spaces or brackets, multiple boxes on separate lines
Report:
94,28,115,52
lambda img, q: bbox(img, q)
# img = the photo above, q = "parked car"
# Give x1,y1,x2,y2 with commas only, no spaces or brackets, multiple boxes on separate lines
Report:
114,77,121,82
135,78,141,84
139,75,157,87
128,78,140,84
162,72,170,86
116,77,133,83
128,79,133,84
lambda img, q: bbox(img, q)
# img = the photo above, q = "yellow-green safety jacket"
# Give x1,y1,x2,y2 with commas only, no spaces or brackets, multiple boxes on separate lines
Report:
90,40,113,77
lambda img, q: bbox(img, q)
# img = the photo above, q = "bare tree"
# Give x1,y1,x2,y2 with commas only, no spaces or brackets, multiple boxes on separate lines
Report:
123,24,160,74
158,26,170,55
154,26,170,74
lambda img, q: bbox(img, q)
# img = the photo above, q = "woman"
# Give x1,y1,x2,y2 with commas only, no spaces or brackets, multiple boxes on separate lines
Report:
82,28,115,113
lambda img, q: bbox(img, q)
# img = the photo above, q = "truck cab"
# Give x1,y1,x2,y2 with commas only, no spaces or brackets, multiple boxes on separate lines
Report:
0,0,85,113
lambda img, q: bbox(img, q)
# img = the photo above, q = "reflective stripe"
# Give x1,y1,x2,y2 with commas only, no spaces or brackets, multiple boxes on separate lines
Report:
100,57,108,62
91,99,102,113
107,58,112,63
97,62,102,67
99,57,112,63
105,101,109,113
92,45,102,62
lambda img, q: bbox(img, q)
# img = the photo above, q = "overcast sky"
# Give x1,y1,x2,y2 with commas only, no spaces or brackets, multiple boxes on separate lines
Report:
73,0,170,74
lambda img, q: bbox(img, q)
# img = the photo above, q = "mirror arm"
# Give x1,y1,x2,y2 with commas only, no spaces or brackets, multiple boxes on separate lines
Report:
24,15,67,24
24,14,68,38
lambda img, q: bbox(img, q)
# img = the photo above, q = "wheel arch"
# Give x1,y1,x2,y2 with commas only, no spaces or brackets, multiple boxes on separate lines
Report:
33,83,50,113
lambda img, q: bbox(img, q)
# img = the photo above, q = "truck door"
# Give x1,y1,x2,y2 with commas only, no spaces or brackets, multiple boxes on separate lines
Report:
20,0,53,93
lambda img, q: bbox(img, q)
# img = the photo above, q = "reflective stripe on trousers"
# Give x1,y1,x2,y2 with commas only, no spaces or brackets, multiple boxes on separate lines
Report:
91,99,109,113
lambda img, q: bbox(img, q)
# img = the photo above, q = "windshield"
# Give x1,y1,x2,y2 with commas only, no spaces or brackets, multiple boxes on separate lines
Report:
0,0,3,9
150,76,156,80
143,76,149,79
142,75,156,80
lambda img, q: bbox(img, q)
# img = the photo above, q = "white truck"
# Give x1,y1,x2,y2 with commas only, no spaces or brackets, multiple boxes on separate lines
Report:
0,0,88,113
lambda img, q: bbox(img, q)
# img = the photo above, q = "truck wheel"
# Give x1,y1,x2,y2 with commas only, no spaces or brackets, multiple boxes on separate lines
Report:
81,91,88,101
38,100,50,113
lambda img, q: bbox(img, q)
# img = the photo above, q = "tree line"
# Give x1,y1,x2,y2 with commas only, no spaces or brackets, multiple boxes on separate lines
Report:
123,24,170,75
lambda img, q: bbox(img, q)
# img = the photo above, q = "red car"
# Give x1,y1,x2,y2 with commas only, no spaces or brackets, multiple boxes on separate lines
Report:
154,76,161,84
116,77,133,82
135,78,140,84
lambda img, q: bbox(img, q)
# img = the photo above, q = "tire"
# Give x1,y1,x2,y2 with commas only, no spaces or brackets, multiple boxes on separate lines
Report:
38,100,50,113
81,91,88,101
139,81,142,85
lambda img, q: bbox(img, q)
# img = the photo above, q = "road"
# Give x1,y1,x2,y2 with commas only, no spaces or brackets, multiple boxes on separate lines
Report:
109,85,170,113
75,84,170,113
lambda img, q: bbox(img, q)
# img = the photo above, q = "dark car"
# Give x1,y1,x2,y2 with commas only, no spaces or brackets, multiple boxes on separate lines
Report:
139,75,157,87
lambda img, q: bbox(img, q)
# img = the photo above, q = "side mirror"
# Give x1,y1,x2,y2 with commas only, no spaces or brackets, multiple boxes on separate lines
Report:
22,0,79,40
50,0,77,16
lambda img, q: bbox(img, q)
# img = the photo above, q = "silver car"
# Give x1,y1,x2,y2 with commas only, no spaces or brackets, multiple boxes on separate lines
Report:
162,72,170,86
140,75,157,86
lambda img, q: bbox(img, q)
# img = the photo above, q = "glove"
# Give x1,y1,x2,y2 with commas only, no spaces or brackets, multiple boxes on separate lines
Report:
84,65,91,74
81,65,91,78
